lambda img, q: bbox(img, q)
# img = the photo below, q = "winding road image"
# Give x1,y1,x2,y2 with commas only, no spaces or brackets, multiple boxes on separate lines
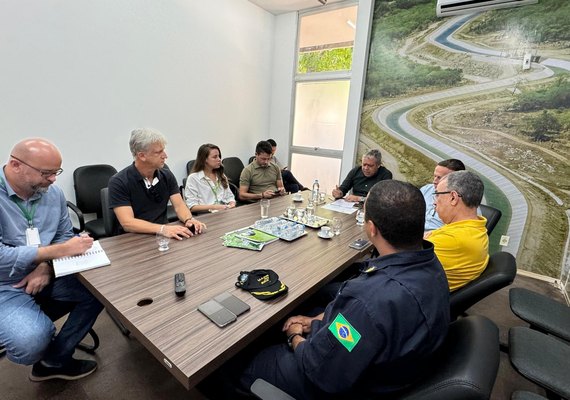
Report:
369,14,569,273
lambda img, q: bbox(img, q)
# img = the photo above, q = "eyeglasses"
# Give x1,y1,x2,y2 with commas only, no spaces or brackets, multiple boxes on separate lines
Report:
10,155,63,177
434,190,462,197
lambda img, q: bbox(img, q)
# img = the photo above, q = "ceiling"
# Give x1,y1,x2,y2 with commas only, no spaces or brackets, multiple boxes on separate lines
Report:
248,0,346,15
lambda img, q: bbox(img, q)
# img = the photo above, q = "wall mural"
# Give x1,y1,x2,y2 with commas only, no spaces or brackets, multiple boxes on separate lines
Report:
360,0,569,284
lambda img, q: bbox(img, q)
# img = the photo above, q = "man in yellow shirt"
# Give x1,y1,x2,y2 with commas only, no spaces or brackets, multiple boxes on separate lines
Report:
425,170,488,291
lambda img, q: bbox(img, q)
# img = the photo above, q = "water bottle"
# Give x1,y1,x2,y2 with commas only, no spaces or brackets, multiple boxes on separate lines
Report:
311,179,320,203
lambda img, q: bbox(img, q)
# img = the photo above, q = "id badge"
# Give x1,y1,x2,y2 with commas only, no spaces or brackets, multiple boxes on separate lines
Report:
26,227,41,247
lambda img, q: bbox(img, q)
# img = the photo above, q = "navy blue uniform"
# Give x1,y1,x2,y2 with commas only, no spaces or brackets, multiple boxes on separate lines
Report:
108,163,180,228
240,241,450,399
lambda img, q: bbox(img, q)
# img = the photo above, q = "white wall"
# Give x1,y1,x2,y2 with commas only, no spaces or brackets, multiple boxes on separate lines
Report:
0,0,274,201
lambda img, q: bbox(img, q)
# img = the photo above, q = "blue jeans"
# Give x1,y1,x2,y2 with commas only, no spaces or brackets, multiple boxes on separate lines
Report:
0,275,103,365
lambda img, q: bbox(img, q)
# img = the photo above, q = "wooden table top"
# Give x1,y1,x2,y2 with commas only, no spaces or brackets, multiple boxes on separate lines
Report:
79,192,371,389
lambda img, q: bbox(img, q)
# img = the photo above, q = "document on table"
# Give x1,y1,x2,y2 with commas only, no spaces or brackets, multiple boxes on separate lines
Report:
322,199,358,214
53,240,111,277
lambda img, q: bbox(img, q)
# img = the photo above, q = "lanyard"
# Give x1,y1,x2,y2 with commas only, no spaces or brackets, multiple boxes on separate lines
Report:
205,176,221,204
0,176,39,227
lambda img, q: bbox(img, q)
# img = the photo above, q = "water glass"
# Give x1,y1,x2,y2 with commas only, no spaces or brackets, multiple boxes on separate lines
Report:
319,191,326,204
296,208,306,222
306,203,315,223
356,209,365,226
156,232,170,252
332,217,342,236
260,199,270,219
286,205,296,219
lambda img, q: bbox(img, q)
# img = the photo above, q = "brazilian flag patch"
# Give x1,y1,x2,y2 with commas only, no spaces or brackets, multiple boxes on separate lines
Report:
328,313,361,352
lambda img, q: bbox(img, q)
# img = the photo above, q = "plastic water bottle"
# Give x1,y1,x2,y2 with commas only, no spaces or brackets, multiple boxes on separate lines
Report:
311,179,320,203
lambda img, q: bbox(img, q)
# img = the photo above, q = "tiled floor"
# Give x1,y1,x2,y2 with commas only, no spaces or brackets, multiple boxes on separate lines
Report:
1,273,565,400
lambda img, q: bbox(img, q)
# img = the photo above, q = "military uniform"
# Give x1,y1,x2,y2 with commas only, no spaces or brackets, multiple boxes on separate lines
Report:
240,241,450,399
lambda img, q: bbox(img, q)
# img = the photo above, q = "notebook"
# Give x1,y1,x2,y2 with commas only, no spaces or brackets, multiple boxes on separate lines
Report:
53,240,111,277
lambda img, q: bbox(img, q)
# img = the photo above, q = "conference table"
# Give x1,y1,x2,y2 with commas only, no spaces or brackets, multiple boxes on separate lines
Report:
79,192,372,390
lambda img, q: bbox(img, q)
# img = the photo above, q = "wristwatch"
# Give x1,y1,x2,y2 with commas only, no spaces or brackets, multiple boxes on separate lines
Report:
287,333,303,350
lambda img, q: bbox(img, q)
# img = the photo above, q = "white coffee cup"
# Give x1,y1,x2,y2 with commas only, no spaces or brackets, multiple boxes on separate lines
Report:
320,226,332,237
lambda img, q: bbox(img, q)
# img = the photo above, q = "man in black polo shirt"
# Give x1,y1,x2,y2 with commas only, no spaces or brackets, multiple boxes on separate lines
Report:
332,149,392,202
108,128,205,239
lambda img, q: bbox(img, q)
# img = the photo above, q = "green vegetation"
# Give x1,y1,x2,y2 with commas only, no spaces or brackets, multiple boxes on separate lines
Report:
298,47,353,73
465,0,570,42
511,75,570,112
365,0,463,99
525,110,562,142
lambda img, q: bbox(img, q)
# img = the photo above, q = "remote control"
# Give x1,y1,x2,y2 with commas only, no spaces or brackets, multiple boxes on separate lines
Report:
174,273,186,297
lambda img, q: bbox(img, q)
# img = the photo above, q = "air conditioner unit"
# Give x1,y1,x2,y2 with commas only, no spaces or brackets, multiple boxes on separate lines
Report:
437,0,538,17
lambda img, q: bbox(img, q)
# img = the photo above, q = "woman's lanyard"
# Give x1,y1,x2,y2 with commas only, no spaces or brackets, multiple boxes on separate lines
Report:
205,176,222,204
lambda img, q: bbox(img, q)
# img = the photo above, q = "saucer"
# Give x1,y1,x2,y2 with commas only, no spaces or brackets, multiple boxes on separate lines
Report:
318,231,333,239
292,196,303,202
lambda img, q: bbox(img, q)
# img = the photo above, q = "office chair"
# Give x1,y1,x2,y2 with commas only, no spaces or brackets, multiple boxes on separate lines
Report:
99,187,131,336
68,164,117,239
509,288,570,342
222,157,245,187
248,155,255,164
162,164,181,222
479,204,502,235
100,187,119,237
251,316,500,400
37,298,100,353
450,251,516,321
186,159,196,174
509,326,570,399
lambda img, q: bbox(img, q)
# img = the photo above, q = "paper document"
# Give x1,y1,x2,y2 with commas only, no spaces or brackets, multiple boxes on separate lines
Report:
322,199,358,215
53,240,111,277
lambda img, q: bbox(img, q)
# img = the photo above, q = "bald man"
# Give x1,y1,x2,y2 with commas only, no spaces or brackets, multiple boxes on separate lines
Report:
0,138,103,382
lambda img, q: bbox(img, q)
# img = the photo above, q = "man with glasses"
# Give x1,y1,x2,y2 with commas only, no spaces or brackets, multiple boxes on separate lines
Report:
108,128,205,239
420,159,466,231
425,170,489,291
0,138,103,381
239,140,285,202
332,149,392,202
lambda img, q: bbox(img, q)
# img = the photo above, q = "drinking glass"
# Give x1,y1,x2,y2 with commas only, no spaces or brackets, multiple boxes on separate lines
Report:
260,199,270,219
306,203,315,223
332,217,342,236
156,232,170,252
356,209,365,226
286,205,296,219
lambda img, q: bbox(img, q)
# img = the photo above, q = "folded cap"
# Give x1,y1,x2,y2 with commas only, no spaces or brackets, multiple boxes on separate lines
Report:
235,269,288,300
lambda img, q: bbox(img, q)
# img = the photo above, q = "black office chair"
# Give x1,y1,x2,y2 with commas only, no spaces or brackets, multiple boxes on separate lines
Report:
251,316,500,400
509,288,570,342
509,327,570,399
186,159,196,174
222,157,245,187
450,251,517,321
162,164,180,222
248,155,255,164
67,164,117,239
479,204,502,235
100,188,119,238
0,300,100,357
98,187,131,337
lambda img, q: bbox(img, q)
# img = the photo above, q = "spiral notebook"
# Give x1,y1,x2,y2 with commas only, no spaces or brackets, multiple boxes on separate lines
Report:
53,240,111,277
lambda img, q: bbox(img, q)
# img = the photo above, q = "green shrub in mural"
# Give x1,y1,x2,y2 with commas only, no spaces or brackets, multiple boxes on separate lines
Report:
360,0,570,280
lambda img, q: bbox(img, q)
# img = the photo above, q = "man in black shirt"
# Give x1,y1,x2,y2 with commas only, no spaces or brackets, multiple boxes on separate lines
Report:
108,128,205,239
332,149,392,202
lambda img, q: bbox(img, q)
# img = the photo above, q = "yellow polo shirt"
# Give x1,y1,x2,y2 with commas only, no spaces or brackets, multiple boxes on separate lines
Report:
427,217,489,291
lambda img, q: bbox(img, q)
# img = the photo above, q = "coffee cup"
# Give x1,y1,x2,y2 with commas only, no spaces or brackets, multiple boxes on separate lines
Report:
320,226,332,237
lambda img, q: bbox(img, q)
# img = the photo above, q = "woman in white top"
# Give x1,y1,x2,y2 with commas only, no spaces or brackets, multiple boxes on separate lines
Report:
184,144,236,213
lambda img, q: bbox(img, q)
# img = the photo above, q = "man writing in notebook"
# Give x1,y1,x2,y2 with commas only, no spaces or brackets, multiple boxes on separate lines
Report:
0,138,103,381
